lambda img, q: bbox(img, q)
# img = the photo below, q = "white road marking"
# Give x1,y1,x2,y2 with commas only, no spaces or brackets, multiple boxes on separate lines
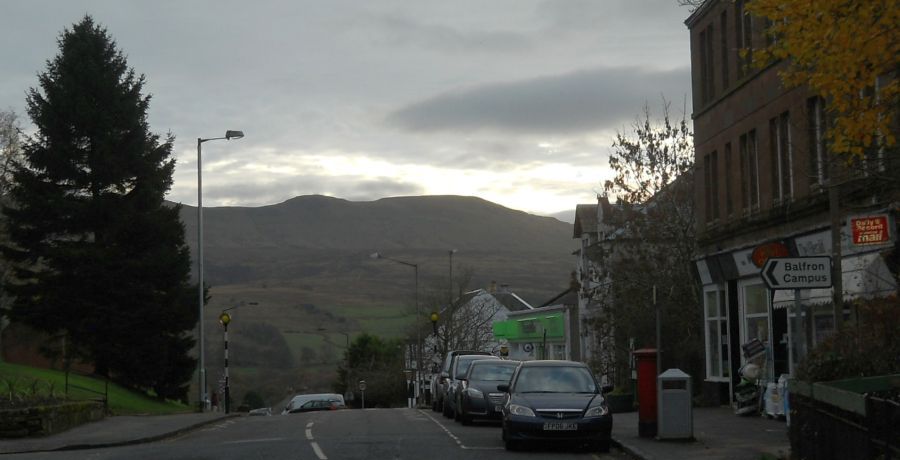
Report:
307,422,314,428
311,441,328,459
419,409,505,450
305,428,313,440
223,437,286,444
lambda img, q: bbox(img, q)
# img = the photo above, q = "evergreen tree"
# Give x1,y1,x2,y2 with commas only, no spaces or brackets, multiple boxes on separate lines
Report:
1,16,197,400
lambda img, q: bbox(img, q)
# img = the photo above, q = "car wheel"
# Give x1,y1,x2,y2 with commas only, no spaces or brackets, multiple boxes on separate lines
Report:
504,439,520,451
460,413,472,426
442,400,451,418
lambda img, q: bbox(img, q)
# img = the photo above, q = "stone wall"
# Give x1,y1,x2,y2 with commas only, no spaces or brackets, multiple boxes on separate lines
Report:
0,401,105,438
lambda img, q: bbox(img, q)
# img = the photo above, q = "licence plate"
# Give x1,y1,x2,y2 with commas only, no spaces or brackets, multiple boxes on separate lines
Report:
543,422,577,431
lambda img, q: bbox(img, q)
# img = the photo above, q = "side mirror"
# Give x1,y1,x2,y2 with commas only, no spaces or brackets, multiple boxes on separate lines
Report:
497,384,510,393
601,384,614,394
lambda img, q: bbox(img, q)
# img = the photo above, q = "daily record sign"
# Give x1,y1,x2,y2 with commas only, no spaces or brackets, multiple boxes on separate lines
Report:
762,256,832,290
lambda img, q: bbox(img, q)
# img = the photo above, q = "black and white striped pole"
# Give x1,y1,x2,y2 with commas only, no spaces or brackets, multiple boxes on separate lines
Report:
219,311,232,414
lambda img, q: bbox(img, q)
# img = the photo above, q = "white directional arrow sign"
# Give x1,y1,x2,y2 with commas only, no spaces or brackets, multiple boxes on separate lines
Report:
762,256,833,290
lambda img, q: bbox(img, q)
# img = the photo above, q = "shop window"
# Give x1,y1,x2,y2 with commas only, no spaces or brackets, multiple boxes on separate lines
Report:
704,287,730,381
743,283,769,345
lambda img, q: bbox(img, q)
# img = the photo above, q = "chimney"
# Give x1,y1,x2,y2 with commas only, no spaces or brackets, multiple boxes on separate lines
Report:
490,281,497,293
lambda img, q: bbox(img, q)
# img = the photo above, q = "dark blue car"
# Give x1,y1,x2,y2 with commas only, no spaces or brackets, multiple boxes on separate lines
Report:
499,360,612,452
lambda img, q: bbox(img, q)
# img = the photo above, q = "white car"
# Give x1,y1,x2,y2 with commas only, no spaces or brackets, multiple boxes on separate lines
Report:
282,393,346,414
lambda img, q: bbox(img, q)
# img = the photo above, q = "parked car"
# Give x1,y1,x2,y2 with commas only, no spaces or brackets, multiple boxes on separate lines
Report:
282,393,346,414
288,399,338,413
456,359,520,425
499,360,613,452
433,350,491,414
446,354,500,419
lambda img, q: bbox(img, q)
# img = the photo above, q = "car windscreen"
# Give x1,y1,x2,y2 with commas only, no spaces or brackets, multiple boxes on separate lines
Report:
456,356,496,377
468,363,517,381
513,366,597,393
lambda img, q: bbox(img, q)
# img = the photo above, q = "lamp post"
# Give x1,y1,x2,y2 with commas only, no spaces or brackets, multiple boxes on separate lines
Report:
370,252,419,407
196,130,244,411
446,249,456,354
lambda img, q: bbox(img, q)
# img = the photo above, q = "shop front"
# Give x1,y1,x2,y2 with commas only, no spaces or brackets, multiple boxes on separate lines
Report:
696,212,898,405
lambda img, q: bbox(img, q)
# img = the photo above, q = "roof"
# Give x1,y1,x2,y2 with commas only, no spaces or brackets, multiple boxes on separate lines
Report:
520,360,587,368
440,288,533,315
492,291,533,312
538,286,577,308
684,0,714,28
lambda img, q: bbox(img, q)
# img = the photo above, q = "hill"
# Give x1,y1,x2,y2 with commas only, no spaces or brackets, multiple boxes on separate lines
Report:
174,195,577,401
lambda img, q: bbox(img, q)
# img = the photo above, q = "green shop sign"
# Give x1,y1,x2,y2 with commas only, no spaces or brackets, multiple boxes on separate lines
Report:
493,313,565,341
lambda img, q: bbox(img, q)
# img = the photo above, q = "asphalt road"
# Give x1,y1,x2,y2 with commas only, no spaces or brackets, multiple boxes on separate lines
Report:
5,408,631,460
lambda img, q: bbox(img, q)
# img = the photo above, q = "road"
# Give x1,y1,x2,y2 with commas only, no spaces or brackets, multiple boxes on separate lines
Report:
5,408,631,460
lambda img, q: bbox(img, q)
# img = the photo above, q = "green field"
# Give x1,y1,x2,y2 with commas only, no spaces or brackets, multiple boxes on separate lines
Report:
0,361,192,415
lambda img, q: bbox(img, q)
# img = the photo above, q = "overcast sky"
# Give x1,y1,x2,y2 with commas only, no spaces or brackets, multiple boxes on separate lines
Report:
1,0,692,220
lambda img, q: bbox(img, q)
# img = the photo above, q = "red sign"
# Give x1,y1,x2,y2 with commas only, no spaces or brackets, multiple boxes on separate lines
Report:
751,242,790,268
851,215,891,246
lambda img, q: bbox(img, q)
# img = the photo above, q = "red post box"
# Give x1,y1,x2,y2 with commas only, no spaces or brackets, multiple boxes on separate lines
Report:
633,348,658,437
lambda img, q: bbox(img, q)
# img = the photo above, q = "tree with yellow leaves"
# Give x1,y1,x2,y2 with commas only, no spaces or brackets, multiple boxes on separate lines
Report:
747,0,900,159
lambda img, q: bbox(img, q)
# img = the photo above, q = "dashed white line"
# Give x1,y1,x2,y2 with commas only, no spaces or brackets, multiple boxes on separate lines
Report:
305,421,328,459
419,409,502,450
310,441,328,460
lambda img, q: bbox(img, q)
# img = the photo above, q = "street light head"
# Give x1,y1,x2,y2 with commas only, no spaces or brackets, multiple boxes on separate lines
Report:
369,252,381,260
225,130,244,140
449,249,457,255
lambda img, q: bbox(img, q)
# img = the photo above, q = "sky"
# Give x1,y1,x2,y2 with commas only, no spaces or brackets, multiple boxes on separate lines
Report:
0,0,693,221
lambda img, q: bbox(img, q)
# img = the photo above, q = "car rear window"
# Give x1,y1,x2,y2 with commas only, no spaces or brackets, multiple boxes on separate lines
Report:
469,363,517,381
514,366,597,393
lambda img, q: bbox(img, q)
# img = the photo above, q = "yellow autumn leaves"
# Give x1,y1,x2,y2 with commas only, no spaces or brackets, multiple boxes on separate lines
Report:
747,0,900,158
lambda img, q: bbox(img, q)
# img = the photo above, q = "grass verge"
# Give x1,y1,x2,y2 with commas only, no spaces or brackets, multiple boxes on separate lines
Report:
0,361,192,415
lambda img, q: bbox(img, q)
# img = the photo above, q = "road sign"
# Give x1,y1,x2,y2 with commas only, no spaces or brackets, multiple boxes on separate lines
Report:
358,380,366,391
762,256,832,290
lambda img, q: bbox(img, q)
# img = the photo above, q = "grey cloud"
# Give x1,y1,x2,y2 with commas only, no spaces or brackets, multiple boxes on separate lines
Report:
373,14,533,54
386,66,690,135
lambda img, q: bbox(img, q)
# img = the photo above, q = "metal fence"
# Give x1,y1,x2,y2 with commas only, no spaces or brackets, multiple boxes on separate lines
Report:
790,393,899,460
65,370,109,412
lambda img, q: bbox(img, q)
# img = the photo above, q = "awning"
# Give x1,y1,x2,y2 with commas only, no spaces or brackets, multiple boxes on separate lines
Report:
772,252,897,309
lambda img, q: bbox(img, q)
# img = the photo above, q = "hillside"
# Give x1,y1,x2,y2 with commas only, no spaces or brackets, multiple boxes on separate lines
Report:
174,195,577,401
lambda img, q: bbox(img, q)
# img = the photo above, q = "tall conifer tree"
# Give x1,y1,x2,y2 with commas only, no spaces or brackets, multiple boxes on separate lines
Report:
1,16,197,400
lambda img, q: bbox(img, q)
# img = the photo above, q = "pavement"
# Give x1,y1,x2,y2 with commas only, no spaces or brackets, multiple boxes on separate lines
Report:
611,406,791,460
0,412,239,455
0,404,791,458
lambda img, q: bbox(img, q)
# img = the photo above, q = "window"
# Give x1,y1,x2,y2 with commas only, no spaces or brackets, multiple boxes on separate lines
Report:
769,111,793,203
698,24,715,105
741,282,770,377
735,0,752,78
704,151,719,222
720,11,729,90
740,130,759,212
704,287,730,381
724,142,734,216
807,97,828,186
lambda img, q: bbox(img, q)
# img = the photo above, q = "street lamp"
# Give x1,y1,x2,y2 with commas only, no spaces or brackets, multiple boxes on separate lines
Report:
370,252,420,407
197,130,244,411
